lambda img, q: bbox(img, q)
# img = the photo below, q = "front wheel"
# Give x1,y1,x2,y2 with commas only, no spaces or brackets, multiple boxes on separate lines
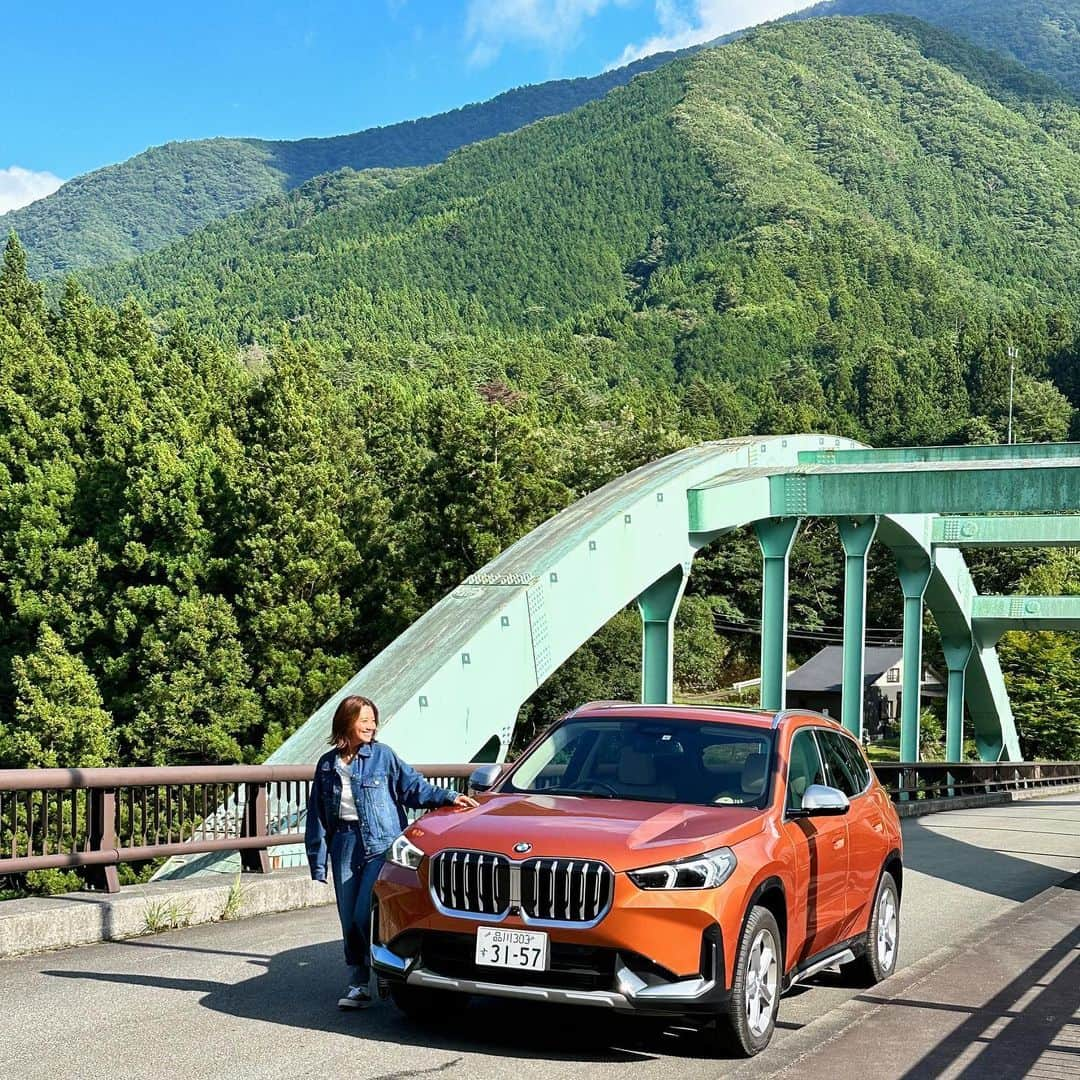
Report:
389,982,470,1021
710,905,782,1057
846,871,900,986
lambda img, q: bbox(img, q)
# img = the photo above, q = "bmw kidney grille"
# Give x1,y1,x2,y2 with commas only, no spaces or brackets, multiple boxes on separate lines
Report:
430,850,612,923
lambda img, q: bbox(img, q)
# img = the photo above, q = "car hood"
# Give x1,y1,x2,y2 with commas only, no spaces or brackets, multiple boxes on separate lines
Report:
406,792,766,872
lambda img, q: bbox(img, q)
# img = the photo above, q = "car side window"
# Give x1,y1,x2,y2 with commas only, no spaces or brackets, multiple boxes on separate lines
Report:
836,733,872,792
786,729,827,811
818,730,863,797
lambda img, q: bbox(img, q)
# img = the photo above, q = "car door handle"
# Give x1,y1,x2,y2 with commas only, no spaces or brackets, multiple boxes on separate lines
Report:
872,821,884,832
833,837,845,850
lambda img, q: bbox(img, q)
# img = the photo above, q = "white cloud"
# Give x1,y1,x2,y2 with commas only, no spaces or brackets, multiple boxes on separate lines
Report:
0,166,64,215
611,0,810,68
465,0,632,67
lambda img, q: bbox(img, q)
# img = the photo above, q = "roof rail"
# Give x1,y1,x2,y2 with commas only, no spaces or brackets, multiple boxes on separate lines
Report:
771,708,837,729
567,700,632,716
570,700,771,717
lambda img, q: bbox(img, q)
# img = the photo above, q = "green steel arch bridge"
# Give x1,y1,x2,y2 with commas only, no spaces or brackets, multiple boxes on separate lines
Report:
270,435,1080,771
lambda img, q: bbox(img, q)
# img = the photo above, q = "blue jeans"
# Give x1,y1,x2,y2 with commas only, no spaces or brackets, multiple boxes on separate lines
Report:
329,823,386,984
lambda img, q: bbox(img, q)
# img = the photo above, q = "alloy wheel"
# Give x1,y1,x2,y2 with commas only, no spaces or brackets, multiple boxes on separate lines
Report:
877,888,897,971
744,927,778,1037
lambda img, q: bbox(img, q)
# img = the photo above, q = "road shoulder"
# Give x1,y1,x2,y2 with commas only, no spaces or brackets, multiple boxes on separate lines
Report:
730,870,1080,1079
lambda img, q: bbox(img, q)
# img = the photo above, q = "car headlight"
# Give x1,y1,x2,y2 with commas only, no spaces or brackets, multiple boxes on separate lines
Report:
627,847,737,890
388,833,425,872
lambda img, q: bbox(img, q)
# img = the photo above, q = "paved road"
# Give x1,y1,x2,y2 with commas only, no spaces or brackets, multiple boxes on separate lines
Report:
3,793,1079,1080
769,871,1080,1080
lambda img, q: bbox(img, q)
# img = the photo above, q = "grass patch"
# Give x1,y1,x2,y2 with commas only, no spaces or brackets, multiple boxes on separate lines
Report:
142,896,195,934
220,875,248,921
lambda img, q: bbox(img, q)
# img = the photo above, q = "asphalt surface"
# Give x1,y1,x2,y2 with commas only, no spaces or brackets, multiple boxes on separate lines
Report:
2,792,1078,1080
768,871,1080,1080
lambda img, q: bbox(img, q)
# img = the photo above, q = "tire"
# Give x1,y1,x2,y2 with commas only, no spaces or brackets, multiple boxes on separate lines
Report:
389,982,470,1021
846,871,900,986
710,905,782,1057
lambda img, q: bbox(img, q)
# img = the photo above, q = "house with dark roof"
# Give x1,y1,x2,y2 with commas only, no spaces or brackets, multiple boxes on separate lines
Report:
785,646,945,740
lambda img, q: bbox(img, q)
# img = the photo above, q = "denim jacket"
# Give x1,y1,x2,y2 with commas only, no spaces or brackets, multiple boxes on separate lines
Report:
304,741,457,880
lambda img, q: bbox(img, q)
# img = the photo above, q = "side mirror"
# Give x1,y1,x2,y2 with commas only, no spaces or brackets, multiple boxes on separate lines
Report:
801,784,850,816
469,764,503,792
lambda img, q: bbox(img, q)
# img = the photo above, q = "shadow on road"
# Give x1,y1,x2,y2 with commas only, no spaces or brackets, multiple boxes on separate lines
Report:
43,938,731,1064
858,877,1080,1079
38,799,1080,1067
900,807,1080,901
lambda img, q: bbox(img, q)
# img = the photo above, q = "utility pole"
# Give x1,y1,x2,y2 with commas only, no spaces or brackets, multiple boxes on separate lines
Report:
1006,345,1018,444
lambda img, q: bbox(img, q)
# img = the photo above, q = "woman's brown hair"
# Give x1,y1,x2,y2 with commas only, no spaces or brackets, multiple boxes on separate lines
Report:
328,695,380,750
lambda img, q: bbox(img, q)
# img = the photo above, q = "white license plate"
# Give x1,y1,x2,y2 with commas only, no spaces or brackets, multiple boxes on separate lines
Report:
475,927,549,971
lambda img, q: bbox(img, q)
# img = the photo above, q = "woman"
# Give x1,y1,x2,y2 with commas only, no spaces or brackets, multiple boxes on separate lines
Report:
305,695,477,1008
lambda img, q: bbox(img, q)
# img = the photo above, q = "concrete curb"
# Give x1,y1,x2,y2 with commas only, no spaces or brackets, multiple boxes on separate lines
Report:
0,867,334,959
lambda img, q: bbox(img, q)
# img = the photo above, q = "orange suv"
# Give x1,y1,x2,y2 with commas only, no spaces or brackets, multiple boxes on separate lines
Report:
373,702,903,1055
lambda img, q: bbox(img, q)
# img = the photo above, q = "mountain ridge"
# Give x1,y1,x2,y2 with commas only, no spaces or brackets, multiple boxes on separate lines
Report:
793,0,1080,95
11,0,1080,281
1,48,692,278
84,16,1080,350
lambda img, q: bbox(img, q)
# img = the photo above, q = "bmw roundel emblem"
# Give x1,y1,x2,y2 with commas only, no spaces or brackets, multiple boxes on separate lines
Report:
513,842,532,854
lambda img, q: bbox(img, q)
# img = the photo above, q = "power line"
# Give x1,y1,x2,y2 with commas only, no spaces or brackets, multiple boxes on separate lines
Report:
712,614,902,647
714,615,902,634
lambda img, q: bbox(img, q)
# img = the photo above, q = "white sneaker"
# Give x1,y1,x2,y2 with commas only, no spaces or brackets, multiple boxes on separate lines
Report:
338,985,374,1009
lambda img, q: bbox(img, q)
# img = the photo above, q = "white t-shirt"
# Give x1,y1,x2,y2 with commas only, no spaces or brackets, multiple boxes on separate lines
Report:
336,756,359,821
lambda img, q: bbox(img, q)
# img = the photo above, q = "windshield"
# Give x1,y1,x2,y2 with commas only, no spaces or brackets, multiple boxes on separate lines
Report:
505,716,775,808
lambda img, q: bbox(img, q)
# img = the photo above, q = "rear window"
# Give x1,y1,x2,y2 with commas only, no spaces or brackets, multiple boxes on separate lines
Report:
505,716,775,808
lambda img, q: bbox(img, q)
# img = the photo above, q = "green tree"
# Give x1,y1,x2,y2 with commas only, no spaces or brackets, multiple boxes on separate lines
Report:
997,551,1080,760
225,339,385,749
121,592,261,765
1,625,115,768
675,595,730,693
0,233,46,332
1010,375,1073,442
999,630,1080,760
0,253,86,726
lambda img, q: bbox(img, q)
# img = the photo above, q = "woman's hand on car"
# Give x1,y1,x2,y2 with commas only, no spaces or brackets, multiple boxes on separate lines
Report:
452,794,479,809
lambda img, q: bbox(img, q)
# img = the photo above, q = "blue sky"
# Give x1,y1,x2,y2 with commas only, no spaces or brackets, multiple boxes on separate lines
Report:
1,1,807,212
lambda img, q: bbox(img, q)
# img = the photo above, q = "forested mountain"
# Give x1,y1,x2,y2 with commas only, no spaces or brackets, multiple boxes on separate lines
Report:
13,0,1080,282
89,16,1080,393
3,17,1079,786
798,0,1080,95
0,49,685,279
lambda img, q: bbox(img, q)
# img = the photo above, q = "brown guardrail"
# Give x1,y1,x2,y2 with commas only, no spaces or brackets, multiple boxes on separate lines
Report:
0,763,475,893
3,760,1077,894
871,761,1080,800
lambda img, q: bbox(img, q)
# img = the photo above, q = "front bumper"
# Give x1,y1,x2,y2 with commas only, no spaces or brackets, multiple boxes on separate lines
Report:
372,927,728,1016
376,859,733,978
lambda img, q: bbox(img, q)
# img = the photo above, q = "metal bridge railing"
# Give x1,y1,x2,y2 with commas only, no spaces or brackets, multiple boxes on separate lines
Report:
871,762,1080,801
0,763,474,892
2,761,1077,893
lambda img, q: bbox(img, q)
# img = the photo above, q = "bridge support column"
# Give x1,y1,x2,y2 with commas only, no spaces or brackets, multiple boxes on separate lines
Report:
941,634,974,763
754,518,801,712
637,563,690,705
838,516,879,740
897,556,932,763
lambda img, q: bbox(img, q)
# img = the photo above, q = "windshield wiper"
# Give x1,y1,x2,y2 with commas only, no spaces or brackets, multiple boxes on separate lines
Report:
533,785,617,798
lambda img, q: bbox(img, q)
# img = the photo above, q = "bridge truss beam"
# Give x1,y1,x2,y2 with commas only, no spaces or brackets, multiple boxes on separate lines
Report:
799,443,1080,466
765,460,1080,520
933,515,1080,547
972,595,1080,646
270,436,1080,794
